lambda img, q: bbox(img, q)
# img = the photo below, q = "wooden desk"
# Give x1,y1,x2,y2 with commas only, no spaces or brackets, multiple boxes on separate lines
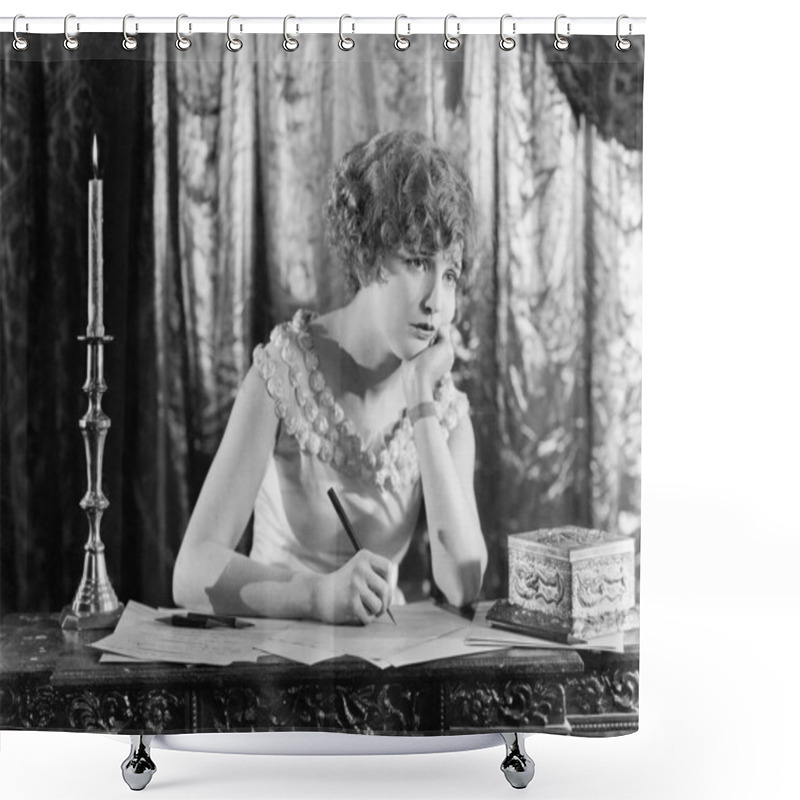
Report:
0,613,638,737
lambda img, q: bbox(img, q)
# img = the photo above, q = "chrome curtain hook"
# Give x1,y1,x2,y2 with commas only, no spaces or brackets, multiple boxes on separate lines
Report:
499,13,516,51
12,14,29,51
338,14,355,51
443,14,460,51
554,14,570,51
227,15,243,52
175,13,191,51
394,14,410,51
616,14,632,51
122,14,138,51
283,15,299,52
63,13,79,51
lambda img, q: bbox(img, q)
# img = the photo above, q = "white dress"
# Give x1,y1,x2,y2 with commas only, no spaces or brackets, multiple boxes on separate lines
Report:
250,309,469,583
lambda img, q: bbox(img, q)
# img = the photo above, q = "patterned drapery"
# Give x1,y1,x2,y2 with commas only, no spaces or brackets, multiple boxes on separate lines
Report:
1,34,642,612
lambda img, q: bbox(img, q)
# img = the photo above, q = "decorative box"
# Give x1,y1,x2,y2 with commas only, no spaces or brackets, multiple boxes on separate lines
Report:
487,526,637,642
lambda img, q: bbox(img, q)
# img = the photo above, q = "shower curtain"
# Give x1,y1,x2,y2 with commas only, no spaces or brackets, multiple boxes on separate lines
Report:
0,29,643,738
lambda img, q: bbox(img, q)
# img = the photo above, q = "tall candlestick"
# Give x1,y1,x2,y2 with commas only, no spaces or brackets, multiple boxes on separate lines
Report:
60,134,122,631
88,134,104,337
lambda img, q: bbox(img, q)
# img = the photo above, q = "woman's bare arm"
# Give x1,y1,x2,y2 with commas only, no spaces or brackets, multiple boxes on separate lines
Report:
411,409,487,607
172,364,317,618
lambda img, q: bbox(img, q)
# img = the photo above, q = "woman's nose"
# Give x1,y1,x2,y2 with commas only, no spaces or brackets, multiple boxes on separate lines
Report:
423,274,443,313
423,284,441,313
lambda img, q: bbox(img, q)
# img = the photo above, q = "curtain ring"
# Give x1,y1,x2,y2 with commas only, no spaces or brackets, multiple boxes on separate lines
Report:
227,15,243,52
175,14,191,51
443,14,460,51
12,14,29,51
616,15,632,51
499,14,516,51
122,14,138,51
283,15,299,52
338,14,355,51
63,13,79,51
554,14,570,51
394,15,410,51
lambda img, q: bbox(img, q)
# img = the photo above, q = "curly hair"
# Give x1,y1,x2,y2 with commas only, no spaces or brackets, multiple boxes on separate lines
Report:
325,130,476,296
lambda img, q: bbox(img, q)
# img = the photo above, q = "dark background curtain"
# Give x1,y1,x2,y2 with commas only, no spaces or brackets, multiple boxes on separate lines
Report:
1,34,643,614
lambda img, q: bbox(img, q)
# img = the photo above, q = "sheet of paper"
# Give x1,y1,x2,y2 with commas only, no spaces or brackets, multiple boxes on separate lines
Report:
91,601,294,666
261,600,468,665
466,632,623,653
100,638,334,668
253,639,338,666
99,653,145,663
385,631,508,668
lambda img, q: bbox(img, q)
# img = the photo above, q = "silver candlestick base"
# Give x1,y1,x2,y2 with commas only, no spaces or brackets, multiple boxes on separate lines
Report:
59,537,124,630
61,332,124,631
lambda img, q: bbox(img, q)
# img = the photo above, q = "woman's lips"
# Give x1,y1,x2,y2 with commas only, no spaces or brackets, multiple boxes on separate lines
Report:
410,323,435,340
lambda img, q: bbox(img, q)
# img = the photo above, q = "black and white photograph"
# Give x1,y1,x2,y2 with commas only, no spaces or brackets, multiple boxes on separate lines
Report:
1,1,798,799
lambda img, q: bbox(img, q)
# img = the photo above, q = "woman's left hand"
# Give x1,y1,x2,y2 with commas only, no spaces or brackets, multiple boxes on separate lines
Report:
401,325,454,405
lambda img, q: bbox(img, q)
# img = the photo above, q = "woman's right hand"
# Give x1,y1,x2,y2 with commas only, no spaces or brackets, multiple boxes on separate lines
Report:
311,550,396,625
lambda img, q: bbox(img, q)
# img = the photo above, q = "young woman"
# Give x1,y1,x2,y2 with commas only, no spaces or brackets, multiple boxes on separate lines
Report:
172,130,487,625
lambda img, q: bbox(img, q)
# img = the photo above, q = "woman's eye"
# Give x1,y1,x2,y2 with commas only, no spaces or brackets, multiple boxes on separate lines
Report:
407,258,427,271
444,270,460,286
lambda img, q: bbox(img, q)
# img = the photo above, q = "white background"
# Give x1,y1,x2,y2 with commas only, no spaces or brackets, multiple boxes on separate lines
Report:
2,1,799,798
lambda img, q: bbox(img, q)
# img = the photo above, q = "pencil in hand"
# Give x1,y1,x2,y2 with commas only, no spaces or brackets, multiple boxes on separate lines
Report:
326,487,397,625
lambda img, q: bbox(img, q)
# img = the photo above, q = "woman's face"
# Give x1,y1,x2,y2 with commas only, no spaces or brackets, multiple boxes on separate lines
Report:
371,241,463,361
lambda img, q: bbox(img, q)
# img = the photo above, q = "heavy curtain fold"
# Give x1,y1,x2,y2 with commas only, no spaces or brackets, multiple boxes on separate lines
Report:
1,34,642,612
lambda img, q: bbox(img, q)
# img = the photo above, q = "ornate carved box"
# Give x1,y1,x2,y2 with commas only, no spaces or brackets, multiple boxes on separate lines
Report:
489,526,636,642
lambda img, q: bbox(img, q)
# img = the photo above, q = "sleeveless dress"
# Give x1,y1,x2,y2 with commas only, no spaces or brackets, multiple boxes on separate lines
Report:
250,309,469,585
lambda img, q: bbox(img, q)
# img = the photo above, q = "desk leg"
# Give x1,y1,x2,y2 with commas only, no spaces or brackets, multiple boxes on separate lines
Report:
121,735,157,791
500,733,535,789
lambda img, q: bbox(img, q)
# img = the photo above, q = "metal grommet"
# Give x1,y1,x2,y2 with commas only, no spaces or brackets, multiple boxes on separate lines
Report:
616,15,632,52
175,13,191,51
283,15,299,52
12,14,29,51
122,14,138,51
338,14,355,51
63,13,79,51
227,15,243,52
554,14,570,51
443,14,460,51
394,14,410,51
499,13,516,51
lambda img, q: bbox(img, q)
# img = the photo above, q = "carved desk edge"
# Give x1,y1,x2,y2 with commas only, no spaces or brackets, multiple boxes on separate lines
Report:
1,613,638,738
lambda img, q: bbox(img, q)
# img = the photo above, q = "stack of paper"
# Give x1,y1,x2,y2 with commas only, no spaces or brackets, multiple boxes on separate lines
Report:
91,600,509,668
92,601,295,666
91,599,622,669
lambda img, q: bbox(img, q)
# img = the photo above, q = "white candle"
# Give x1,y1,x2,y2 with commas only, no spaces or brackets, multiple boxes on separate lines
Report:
88,135,103,336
